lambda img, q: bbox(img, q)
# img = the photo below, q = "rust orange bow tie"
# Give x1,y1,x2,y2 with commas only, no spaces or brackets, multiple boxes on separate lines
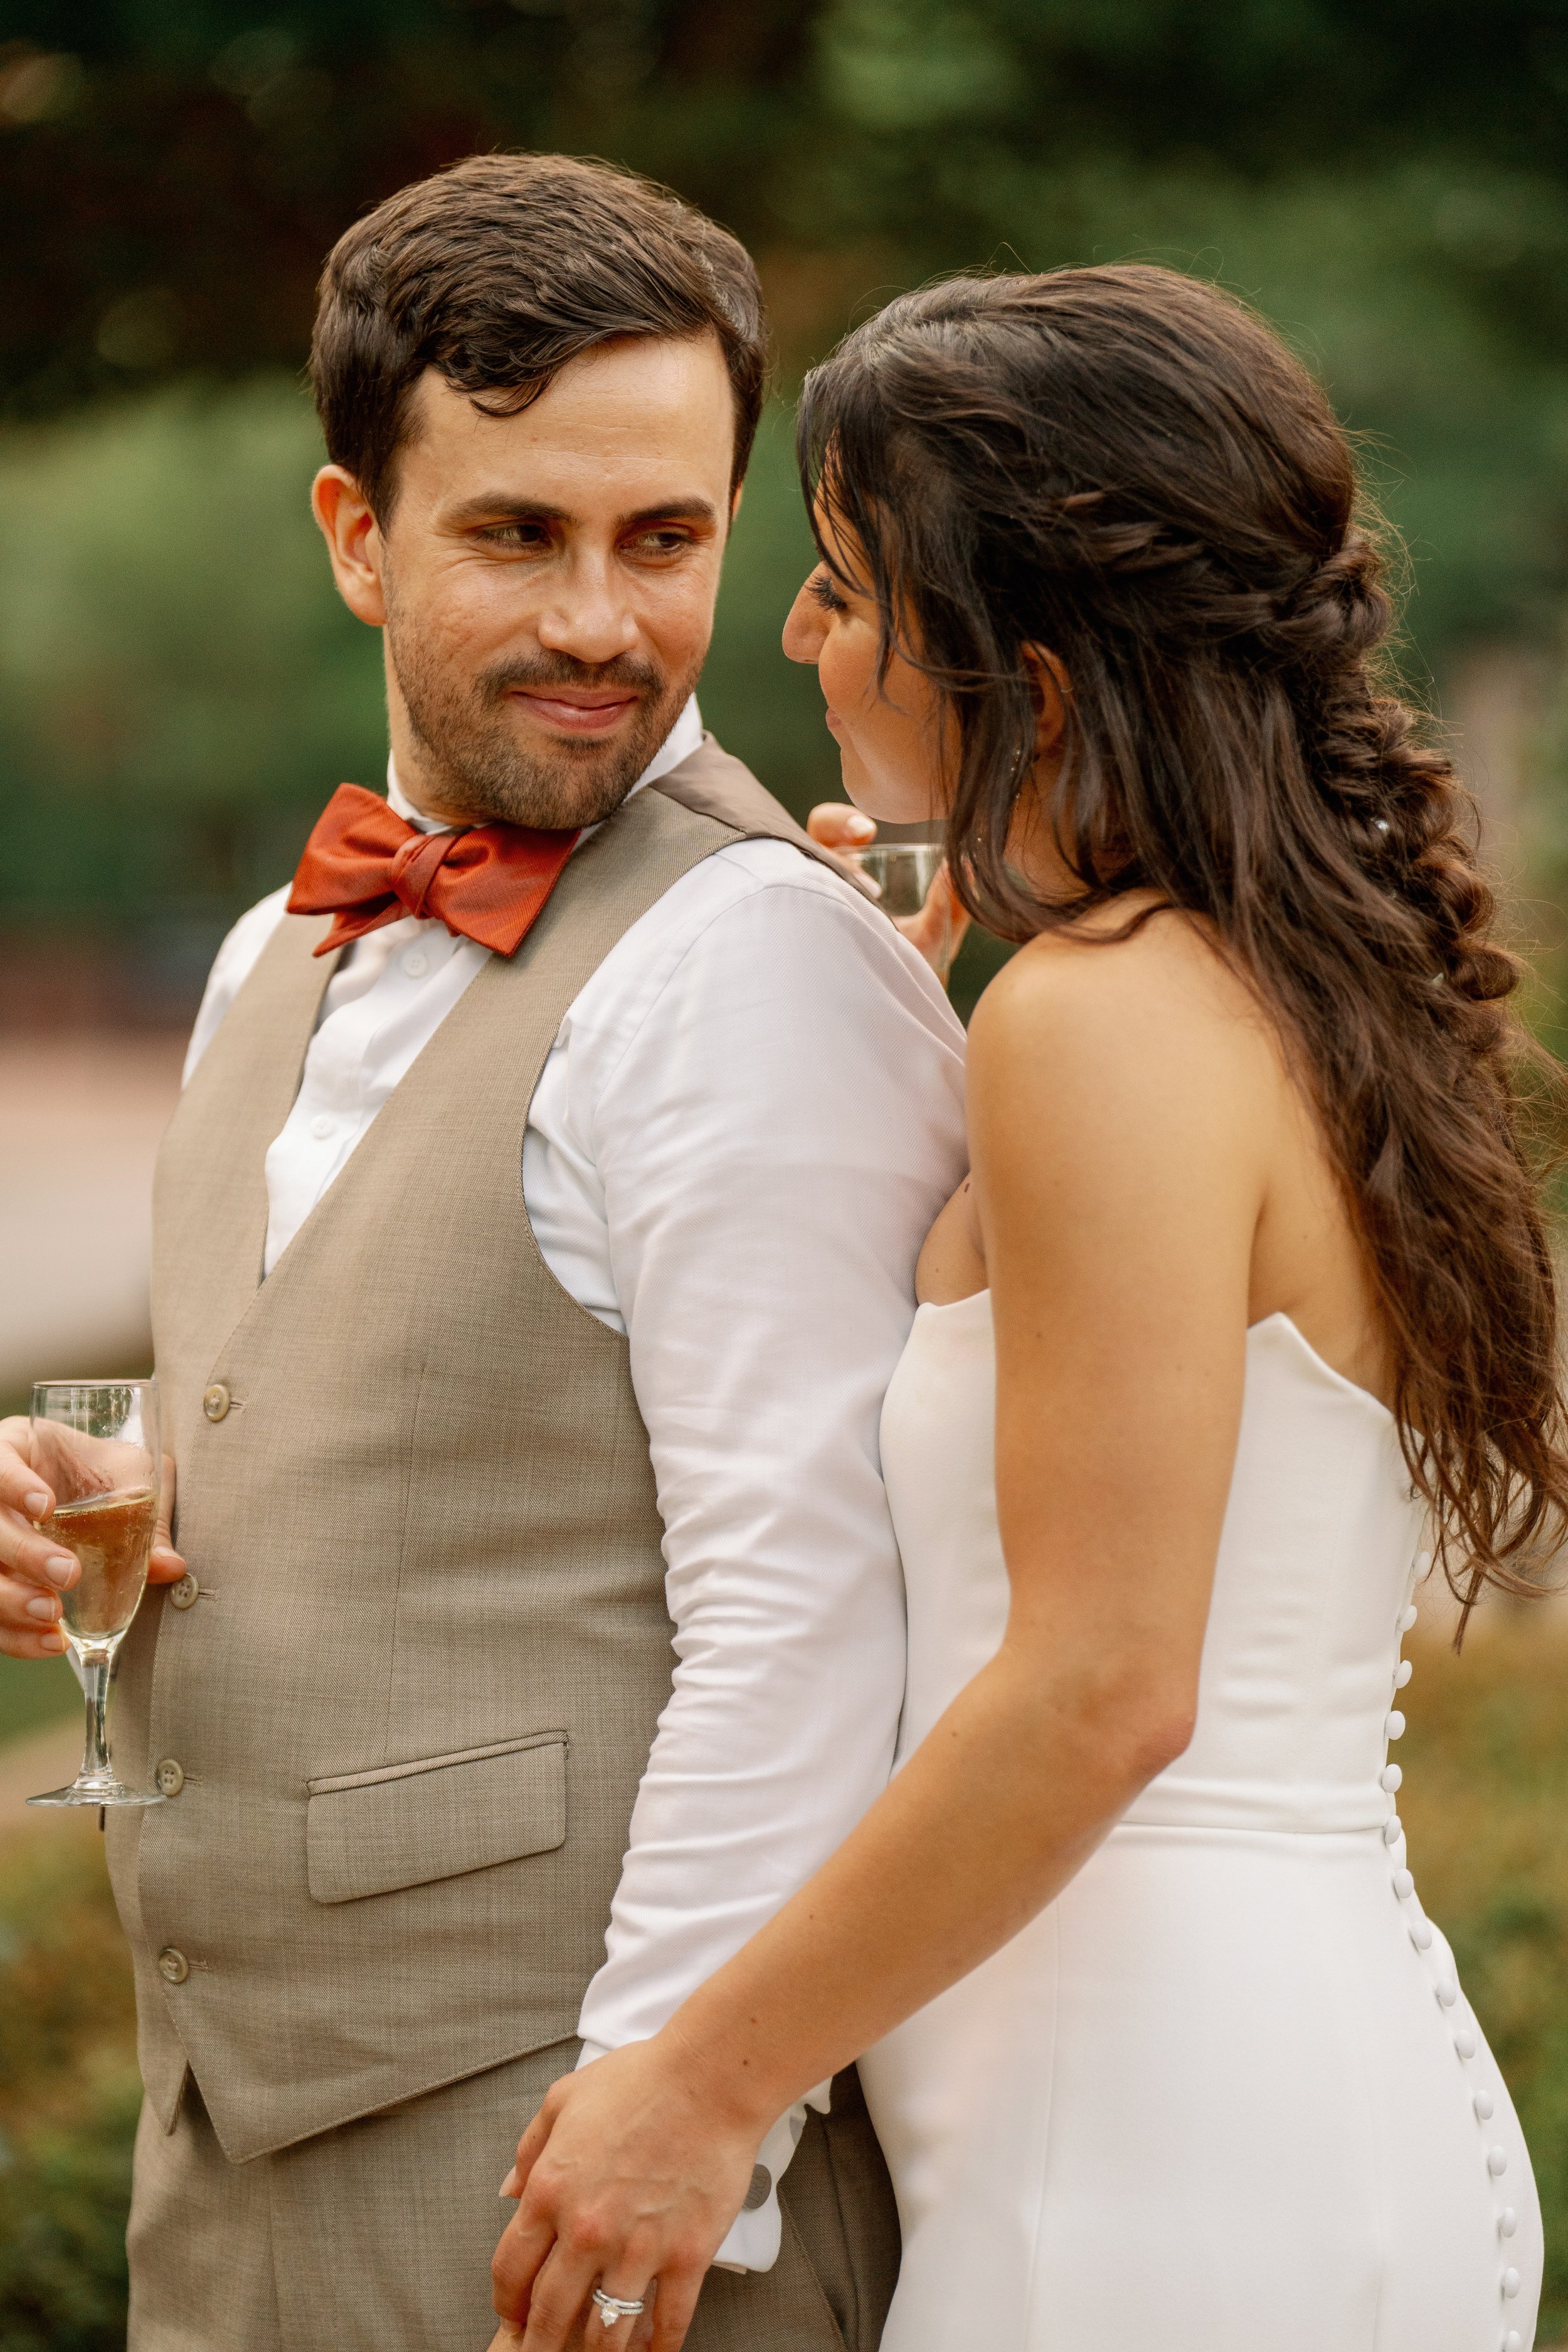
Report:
286,784,581,958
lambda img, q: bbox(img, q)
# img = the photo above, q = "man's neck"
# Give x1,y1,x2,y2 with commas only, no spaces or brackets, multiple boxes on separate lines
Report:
386,694,706,834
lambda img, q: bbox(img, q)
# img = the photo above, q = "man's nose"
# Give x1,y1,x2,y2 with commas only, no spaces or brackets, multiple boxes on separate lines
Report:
536,554,639,665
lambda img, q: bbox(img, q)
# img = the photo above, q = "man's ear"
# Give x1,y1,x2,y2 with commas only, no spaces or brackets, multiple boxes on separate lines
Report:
727,476,746,536
312,466,386,627
1021,643,1071,758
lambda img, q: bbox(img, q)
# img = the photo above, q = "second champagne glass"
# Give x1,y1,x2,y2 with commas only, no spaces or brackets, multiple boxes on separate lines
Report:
27,1377,165,1809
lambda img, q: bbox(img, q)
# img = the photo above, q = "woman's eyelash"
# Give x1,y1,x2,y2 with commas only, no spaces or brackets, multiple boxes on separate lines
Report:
808,570,849,614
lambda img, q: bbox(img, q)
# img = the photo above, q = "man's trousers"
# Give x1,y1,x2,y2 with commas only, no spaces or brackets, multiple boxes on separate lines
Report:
126,2043,899,2352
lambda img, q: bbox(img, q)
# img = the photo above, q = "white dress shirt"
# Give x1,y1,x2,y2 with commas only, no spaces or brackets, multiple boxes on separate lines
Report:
184,701,969,2265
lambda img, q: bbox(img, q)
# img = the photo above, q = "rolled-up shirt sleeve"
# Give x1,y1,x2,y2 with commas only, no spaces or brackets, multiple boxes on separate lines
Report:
573,850,967,2264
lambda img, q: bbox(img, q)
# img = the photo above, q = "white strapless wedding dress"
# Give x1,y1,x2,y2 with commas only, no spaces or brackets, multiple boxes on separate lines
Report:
861,1294,1542,2351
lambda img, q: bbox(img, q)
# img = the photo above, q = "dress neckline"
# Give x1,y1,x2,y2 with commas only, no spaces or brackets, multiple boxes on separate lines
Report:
911,1292,1393,1426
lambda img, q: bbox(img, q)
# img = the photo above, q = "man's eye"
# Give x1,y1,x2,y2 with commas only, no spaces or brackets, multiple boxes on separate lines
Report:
627,530,692,556
481,523,551,549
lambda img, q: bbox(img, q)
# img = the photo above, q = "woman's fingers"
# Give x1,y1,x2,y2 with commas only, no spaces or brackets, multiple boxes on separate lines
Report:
517,2239,601,2352
806,802,877,851
148,1451,186,1584
645,2267,705,2352
894,862,970,981
492,2195,558,2330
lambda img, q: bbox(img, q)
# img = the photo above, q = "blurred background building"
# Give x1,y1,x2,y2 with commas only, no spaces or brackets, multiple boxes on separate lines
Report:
1,3,1567,2343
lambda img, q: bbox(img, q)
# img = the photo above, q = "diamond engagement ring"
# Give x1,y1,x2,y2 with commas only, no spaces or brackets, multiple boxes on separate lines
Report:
591,2287,646,2330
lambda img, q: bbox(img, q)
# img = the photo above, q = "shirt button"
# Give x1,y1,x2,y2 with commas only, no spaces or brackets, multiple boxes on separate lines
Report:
1392,1868,1414,1899
1380,1763,1403,1793
202,1384,230,1422
1487,2144,1508,2176
402,949,429,978
157,1947,190,1984
1436,1976,1458,2007
1394,1659,1414,1688
1456,2027,1478,2059
309,1113,336,1141
1399,1603,1418,1633
1502,2267,1520,2297
1409,1918,1433,1952
1382,1815,1402,1846
741,2163,772,2212
154,1758,186,1797
1385,1711,1406,1740
169,1572,199,1610
1498,2208,1518,2238
1475,2090,1495,2121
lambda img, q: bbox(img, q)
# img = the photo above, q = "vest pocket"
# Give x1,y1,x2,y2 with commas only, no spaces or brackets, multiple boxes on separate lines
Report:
305,1731,568,1904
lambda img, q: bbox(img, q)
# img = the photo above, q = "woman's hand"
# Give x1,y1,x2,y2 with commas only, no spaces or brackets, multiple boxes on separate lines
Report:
490,2037,765,2352
806,804,970,980
0,1416,184,1659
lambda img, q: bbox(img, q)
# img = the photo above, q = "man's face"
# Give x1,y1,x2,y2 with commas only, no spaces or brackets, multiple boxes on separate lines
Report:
314,333,738,829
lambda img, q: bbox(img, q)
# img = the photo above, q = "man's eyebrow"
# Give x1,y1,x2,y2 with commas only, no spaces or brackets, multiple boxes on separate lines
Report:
620,498,720,529
444,494,721,532
445,495,571,528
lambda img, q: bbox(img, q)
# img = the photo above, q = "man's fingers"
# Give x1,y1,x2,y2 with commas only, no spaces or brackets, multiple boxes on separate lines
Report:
146,1451,185,1584
806,802,877,850
0,1572,68,1660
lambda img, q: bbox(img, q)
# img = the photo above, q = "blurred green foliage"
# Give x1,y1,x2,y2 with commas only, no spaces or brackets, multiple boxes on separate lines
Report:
0,1654,81,1743
0,1826,140,2352
1401,1617,1568,2336
0,0,1564,967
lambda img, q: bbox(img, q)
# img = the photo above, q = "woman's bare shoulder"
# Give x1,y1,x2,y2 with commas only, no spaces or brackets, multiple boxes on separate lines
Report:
967,901,1283,1178
974,901,1264,1057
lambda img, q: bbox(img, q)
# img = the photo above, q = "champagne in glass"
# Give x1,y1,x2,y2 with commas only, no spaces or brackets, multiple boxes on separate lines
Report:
27,1378,165,1809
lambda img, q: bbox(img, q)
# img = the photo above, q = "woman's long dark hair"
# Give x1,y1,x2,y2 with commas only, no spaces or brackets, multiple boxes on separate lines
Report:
799,265,1568,1616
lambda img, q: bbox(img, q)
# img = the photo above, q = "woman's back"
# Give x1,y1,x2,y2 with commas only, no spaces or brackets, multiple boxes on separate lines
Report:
865,1290,1542,2351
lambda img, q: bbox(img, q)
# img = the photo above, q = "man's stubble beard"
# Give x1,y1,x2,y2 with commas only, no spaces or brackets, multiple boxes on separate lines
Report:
384,597,701,832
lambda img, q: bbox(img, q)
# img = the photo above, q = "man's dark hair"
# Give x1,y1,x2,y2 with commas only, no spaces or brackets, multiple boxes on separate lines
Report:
311,152,768,518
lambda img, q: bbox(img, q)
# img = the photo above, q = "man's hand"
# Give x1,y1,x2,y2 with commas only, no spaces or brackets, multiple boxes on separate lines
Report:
806,804,969,980
490,2039,762,2352
0,1416,184,1660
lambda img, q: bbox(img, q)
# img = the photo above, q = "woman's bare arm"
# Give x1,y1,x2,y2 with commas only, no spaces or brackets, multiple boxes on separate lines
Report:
490,916,1274,2352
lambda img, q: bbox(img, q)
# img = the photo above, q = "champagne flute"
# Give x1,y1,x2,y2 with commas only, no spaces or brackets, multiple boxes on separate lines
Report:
26,1377,165,1809
855,843,958,980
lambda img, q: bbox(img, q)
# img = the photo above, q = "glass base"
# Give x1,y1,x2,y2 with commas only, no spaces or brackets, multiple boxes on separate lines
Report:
28,1781,165,1808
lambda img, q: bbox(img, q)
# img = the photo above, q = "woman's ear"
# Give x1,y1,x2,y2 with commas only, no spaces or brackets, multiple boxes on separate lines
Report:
1021,644,1071,759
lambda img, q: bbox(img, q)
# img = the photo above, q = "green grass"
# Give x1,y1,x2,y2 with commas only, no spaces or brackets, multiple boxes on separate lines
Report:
0,1613,1562,2340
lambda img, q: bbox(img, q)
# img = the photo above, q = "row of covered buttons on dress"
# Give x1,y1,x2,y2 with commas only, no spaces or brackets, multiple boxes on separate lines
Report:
1382,1552,1523,2348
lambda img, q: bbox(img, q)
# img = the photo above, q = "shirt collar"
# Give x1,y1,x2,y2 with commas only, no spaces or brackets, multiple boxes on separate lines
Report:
385,693,704,835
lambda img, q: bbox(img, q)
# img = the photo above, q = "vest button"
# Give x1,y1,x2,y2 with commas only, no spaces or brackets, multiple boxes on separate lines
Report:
203,1384,231,1422
169,1572,199,1610
157,1946,190,1984
154,1759,185,1796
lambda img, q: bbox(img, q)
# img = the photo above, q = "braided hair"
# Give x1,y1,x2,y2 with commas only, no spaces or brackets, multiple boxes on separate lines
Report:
800,265,1568,1618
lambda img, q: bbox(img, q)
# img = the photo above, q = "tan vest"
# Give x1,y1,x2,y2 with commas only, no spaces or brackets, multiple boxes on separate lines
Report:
107,740,862,2162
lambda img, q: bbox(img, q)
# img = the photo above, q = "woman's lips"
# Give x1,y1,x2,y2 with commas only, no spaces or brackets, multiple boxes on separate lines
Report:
511,690,639,736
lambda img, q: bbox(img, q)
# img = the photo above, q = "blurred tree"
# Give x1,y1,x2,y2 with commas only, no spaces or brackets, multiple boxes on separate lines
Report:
1,0,1566,967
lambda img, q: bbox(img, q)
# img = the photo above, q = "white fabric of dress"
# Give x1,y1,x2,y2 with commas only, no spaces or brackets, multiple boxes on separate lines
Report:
862,1292,1542,2352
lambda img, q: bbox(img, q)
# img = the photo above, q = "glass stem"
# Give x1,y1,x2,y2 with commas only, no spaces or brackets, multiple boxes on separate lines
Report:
78,1645,115,1783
